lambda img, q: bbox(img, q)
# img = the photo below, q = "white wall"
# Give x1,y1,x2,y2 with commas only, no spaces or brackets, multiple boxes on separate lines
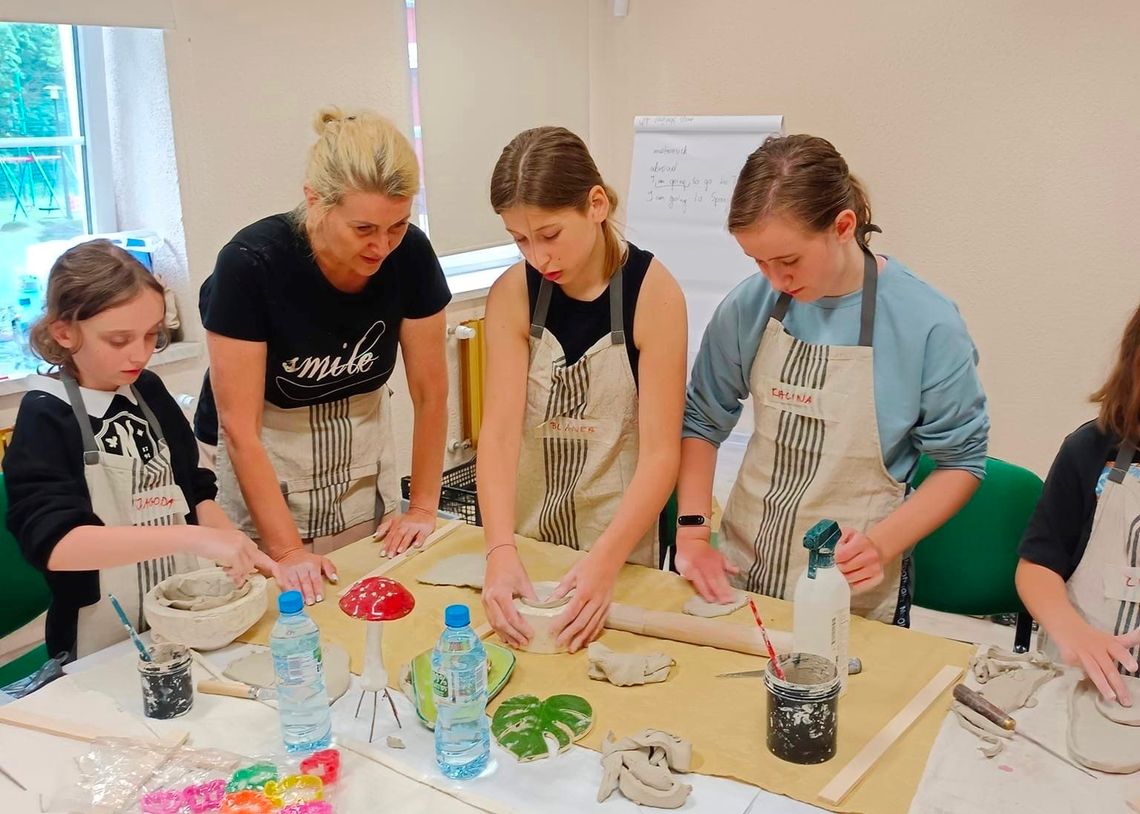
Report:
0,0,486,477
588,0,1140,476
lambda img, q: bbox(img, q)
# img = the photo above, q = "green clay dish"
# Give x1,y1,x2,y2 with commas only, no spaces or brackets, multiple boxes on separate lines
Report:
409,640,516,728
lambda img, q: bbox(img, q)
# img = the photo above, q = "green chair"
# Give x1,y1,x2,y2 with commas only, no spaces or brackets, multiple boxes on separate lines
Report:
911,455,1043,652
0,472,53,686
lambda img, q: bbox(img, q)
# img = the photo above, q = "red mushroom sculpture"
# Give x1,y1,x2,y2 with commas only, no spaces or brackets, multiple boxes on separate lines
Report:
339,576,415,736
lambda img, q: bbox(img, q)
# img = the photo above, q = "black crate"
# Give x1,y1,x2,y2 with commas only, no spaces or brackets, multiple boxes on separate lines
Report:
401,457,481,526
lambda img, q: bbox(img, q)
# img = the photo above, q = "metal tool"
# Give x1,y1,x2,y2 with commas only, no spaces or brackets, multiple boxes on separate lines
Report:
952,684,1097,779
197,678,275,703
717,656,862,679
0,763,27,792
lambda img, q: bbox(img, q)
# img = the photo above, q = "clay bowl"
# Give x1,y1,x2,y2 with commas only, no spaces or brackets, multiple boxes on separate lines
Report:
143,568,267,651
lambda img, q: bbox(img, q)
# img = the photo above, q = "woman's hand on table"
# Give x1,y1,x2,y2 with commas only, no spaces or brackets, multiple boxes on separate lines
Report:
1053,620,1140,706
274,549,339,605
551,551,621,653
835,528,885,594
375,506,437,557
482,544,538,648
676,526,739,603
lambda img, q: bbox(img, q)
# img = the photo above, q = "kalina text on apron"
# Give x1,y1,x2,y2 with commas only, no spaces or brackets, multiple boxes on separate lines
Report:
719,246,909,623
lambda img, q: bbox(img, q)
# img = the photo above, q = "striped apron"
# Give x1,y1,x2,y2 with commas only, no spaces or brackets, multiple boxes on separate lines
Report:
515,268,659,568
214,387,399,545
719,248,908,623
1043,441,1140,675
56,374,200,658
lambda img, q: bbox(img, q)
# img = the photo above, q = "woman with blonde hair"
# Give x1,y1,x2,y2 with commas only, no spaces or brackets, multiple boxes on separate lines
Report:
195,108,451,605
478,126,687,652
679,134,989,626
1018,301,1140,706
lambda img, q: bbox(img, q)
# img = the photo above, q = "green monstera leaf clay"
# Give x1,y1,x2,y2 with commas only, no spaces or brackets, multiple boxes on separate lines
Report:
490,693,594,762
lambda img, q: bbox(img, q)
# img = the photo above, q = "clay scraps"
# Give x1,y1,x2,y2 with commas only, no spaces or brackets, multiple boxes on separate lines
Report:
597,729,693,809
587,643,674,687
153,572,253,611
952,646,1060,757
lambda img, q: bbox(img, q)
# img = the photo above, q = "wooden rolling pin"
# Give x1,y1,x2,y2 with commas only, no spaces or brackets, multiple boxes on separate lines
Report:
604,603,793,656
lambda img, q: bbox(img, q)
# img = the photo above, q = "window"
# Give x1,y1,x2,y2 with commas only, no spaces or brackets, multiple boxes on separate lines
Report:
402,0,521,289
0,22,115,378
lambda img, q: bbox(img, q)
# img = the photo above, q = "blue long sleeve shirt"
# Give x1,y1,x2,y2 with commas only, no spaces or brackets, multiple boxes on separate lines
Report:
683,256,989,482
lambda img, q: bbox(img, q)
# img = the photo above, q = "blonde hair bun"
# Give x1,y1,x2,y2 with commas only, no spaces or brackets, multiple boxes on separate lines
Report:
313,106,345,134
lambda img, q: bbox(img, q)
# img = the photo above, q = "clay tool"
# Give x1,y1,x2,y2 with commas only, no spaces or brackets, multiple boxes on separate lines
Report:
718,657,863,678
604,604,793,656
197,678,275,702
108,593,151,661
0,763,27,791
952,684,1097,779
818,665,962,805
747,598,785,680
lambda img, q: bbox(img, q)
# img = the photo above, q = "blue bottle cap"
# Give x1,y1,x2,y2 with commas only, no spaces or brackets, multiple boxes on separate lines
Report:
278,590,304,614
444,604,470,628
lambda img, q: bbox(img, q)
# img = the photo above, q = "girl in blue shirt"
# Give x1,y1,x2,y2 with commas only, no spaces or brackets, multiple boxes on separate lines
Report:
677,135,989,624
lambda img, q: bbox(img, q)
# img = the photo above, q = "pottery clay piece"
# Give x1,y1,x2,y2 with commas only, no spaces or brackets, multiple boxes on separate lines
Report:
1094,676,1140,726
597,729,692,809
1068,678,1140,774
952,647,1061,757
682,590,747,618
143,568,268,651
514,582,572,654
587,642,674,687
224,642,352,703
490,694,593,762
386,735,406,749
415,554,486,590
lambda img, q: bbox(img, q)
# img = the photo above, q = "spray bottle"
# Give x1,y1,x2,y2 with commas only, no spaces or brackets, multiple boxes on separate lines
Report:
793,519,851,691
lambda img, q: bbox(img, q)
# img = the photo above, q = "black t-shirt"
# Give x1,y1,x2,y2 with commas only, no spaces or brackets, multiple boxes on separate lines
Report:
195,214,451,441
1019,420,1140,579
525,242,653,386
4,370,216,656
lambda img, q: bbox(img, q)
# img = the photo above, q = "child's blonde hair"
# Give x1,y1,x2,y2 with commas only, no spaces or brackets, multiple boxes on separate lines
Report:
299,106,420,226
1091,301,1140,443
29,240,166,371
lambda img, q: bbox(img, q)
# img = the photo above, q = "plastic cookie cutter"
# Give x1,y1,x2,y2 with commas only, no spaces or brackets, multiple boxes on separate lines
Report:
280,803,333,814
219,790,275,814
226,762,279,793
182,779,227,813
299,749,341,785
140,789,183,814
263,774,324,807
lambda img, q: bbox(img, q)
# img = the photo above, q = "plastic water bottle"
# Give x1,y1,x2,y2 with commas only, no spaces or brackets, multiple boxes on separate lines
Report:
432,604,490,779
270,590,333,752
793,519,852,692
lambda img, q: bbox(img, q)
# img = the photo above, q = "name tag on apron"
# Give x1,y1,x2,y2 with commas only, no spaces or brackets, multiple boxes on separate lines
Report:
1103,565,1140,604
534,416,607,441
131,485,191,525
761,378,830,421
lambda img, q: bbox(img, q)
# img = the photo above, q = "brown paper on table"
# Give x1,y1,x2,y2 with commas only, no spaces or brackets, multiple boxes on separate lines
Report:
239,524,972,814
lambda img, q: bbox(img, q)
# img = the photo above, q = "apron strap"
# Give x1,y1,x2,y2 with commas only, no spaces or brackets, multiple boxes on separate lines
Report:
529,266,627,345
768,246,879,347
1109,440,1138,484
130,386,166,445
530,275,555,338
858,246,878,348
61,373,101,466
608,266,626,346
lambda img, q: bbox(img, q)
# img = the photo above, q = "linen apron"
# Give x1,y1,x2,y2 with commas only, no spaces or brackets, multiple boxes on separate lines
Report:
54,374,200,658
515,268,659,568
1042,441,1140,676
719,247,910,623
215,386,399,544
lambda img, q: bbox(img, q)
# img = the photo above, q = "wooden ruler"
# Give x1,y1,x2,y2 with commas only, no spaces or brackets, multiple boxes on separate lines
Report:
817,664,963,805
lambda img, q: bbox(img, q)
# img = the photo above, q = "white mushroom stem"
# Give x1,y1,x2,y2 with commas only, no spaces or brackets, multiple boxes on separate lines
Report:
361,621,388,692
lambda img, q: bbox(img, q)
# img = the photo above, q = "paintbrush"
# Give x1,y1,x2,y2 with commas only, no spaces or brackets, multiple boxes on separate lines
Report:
108,594,151,662
747,597,785,680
